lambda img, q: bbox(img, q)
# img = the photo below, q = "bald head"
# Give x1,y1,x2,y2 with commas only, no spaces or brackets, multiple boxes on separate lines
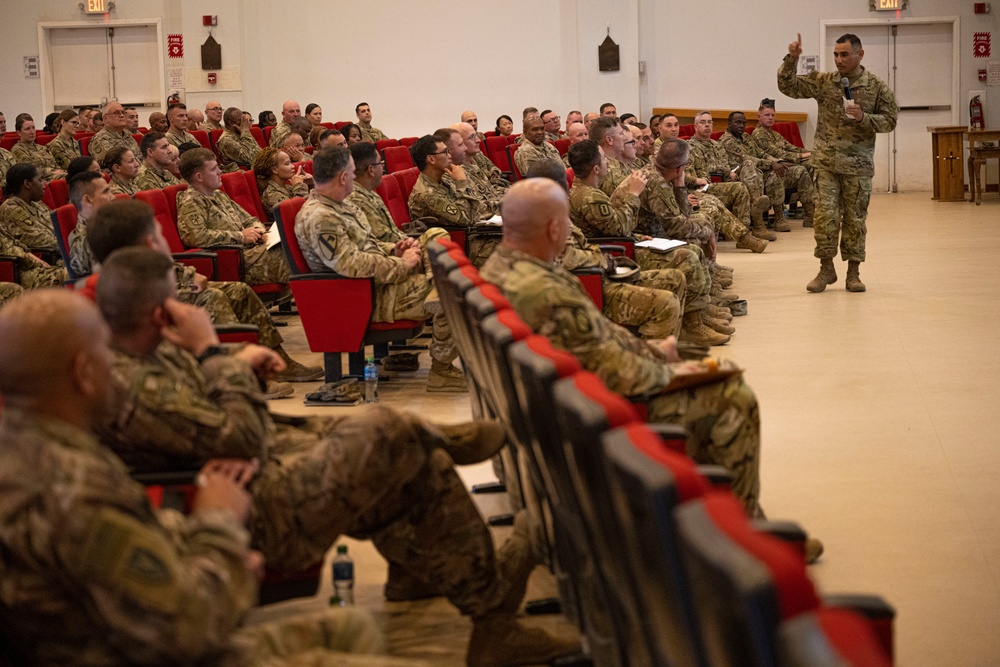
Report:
565,122,588,144
460,110,479,131
500,179,569,262
0,290,110,417
281,100,301,123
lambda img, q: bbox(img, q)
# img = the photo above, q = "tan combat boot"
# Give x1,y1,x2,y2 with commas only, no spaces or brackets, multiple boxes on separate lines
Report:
437,421,507,465
772,204,791,232
681,311,730,346
806,258,837,293
703,311,735,335
802,201,815,228
467,616,582,667
845,260,866,292
427,360,468,392
706,304,733,321
273,346,325,382
736,232,768,253
750,195,776,241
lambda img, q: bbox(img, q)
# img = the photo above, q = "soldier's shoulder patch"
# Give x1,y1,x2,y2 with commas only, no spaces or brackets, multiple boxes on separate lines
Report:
597,202,613,218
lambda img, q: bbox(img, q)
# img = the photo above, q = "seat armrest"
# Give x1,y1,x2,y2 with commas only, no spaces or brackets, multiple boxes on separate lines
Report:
822,594,895,620
751,518,807,544
695,464,733,487
598,244,627,255
131,469,200,486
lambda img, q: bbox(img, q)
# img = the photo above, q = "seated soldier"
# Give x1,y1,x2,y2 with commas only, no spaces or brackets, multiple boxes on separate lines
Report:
165,103,199,148
10,113,66,181
91,111,105,131
460,109,487,141
187,107,205,131
319,127,348,150
176,148,290,287
588,116,630,195
165,143,182,179
751,100,814,227
67,155,101,180
541,110,562,142
93,247,580,666
632,123,655,169
566,142,731,346
439,126,499,218
355,102,388,143
86,200,323,383
252,147,311,223
495,114,514,137
67,171,115,277
259,109,277,129
565,110,583,133
305,103,323,127
48,109,83,169
407,133,484,227
125,106,140,133
88,102,141,166
134,131,181,191
204,101,225,131
718,111,789,232
0,145,14,185
452,122,511,202
296,146,467,393
0,169,66,289
345,141,409,245
513,115,560,176
341,123,364,146
0,163,61,256
0,281,23,306
561,121,589,167
147,110,169,133
269,100,300,148
0,288,434,666
104,146,140,196
281,126,310,163
216,106,261,173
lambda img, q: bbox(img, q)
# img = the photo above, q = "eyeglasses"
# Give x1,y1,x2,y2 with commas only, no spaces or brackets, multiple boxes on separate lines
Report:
624,140,636,145
429,150,450,155
206,106,222,111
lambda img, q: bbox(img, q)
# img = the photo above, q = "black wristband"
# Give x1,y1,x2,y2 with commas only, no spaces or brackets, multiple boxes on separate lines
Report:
197,344,227,364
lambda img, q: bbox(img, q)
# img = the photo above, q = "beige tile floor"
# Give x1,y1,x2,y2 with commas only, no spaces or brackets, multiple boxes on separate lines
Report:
257,192,1000,667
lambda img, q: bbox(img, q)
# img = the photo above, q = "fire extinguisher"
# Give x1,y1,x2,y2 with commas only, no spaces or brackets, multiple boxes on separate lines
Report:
970,95,985,130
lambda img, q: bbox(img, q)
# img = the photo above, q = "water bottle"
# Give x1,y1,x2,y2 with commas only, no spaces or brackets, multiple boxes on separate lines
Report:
331,544,354,606
363,357,378,403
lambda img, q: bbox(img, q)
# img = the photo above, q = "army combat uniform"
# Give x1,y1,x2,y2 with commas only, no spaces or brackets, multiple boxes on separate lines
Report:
687,136,760,228
176,188,290,286
0,407,424,666
269,121,293,148
0,147,16,184
166,128,199,148
47,133,81,169
598,157,633,197
0,281,23,305
260,180,308,222
513,139,560,177
10,141,61,181
218,129,262,173
67,214,97,277
0,231,67,289
88,128,140,166
718,130,787,226
408,170,498,270
481,246,762,515
134,161,180,191
779,54,897,261
109,174,139,197
347,182,409,244
750,125,815,225
359,124,388,143
0,195,60,253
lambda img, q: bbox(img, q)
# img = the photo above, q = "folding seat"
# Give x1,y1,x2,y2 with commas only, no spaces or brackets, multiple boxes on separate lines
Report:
273,196,424,382
334,121,351,131
375,138,399,152
293,160,313,176
43,179,69,210
373,172,410,229
50,204,82,279
221,170,265,220
484,136,513,176
189,130,211,150
319,122,335,130
0,136,17,151
241,169,269,222
131,133,144,145
554,138,571,156
398,136,419,148
209,129,225,160
392,167,420,202
383,145,414,173
508,134,520,144
36,134,56,147
249,126,267,148
135,187,219,279
263,126,273,144
565,167,574,189
679,124,696,139
0,257,18,284
710,130,725,141
79,136,92,156
505,144,523,181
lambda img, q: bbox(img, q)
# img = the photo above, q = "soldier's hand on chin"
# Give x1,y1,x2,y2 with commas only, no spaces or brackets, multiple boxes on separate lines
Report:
159,297,219,357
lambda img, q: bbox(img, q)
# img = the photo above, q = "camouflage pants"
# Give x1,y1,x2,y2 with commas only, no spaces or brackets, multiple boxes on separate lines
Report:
604,269,684,339
244,244,291,286
694,191,749,239
813,169,870,262
648,375,761,516
738,159,785,208
0,282,24,306
248,406,509,619
467,234,501,269
704,181,752,228
185,281,283,349
21,265,68,289
783,164,813,204
634,246,711,313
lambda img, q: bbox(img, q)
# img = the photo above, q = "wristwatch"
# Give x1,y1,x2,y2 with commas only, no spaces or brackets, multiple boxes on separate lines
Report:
196,344,227,363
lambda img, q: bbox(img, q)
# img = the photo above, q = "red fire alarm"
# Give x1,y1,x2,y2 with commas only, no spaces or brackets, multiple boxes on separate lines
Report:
974,3,991,13
980,69,989,82
202,15,217,26
207,72,217,85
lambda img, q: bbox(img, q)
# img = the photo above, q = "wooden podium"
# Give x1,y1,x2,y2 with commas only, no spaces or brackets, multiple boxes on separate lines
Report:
927,125,966,201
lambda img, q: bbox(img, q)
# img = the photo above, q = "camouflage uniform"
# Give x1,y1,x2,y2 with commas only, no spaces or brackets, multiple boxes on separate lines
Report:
205,119,225,131
347,182,408,244
218,129,261,173
269,122,293,148
0,407,417,666
545,131,561,143
109,175,139,197
751,126,814,208
632,156,651,170
718,131,786,211
0,147,15,184
47,133,81,169
0,281,23,305
10,141,60,180
471,152,512,195
359,124,388,143
482,246,762,514
636,166,716,244
296,191,455,365
261,180,308,222
134,161,180,191
687,136,755,227
99,343,520,620
67,213,97,277
0,232,67,288
408,172,484,226
462,159,502,218
598,157,633,197
779,54,898,261
88,128,140,165
513,140,560,177
166,128,199,148
176,188,290,286
0,195,59,252
568,181,711,314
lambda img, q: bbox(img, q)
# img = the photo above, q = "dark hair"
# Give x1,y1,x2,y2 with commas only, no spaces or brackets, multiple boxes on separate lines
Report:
495,115,513,132
102,145,135,171
258,110,275,127
634,122,648,130
599,102,616,114
759,98,776,110
836,33,863,49
727,111,746,123
69,171,106,210
340,123,361,142
662,113,678,121
312,146,352,184
567,139,602,177
433,128,457,145
88,200,158,263
521,107,538,119
620,113,636,124
290,117,312,139
167,103,187,113
541,109,555,120
4,163,38,197
223,107,242,129
409,134,442,172
67,156,100,181
350,141,379,172
654,138,690,171
588,116,619,143
178,147,216,181
177,142,202,156
140,131,167,159
44,112,60,133
96,245,175,334
305,103,320,116
649,114,662,126
525,158,569,192
355,102,369,114
14,113,33,133
320,128,343,143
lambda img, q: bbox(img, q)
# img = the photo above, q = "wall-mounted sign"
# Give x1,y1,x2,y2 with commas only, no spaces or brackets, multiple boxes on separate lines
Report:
974,32,991,58
167,34,183,58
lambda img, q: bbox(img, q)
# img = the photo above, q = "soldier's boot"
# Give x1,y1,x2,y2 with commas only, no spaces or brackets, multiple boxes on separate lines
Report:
437,421,507,465
702,311,736,335
427,360,468,393
681,311,730,347
750,195,776,240
845,260,866,292
677,339,710,360
788,192,800,218
273,346,325,382
710,283,740,302
710,265,733,288
384,562,444,602
806,258,838,293
736,232,769,253
801,201,815,228
467,617,582,667
706,304,733,321
262,380,294,400
772,204,791,232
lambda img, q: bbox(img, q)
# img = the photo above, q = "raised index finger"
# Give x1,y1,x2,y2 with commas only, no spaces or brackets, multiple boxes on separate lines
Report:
797,32,802,44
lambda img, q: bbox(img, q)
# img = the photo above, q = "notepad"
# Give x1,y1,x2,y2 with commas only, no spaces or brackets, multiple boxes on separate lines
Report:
477,215,503,226
635,238,688,253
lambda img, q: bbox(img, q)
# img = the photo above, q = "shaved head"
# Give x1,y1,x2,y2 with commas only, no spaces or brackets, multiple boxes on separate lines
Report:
460,110,479,131
500,179,570,262
0,290,111,420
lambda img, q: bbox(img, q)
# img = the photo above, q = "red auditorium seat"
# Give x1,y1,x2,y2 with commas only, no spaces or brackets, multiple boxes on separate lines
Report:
506,144,522,181
79,136,92,156
554,138,571,156
384,145,414,173
250,126,267,148
374,172,411,229
50,204,81,278
375,138,399,152
189,130,211,150
135,187,219,280
398,137,419,147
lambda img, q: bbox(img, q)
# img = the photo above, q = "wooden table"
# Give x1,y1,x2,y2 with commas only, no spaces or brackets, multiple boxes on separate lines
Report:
966,129,1000,205
926,126,967,201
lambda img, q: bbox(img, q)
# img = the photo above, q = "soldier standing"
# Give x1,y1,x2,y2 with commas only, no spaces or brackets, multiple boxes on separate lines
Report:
779,33,898,293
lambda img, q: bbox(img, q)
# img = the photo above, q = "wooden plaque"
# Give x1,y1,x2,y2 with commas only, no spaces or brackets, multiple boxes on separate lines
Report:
201,35,222,71
599,33,620,72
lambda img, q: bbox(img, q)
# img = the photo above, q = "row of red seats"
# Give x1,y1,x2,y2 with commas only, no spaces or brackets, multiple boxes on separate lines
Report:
426,238,896,666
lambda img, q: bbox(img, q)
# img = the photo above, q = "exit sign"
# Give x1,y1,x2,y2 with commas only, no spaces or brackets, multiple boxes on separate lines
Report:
84,0,108,14
870,0,908,10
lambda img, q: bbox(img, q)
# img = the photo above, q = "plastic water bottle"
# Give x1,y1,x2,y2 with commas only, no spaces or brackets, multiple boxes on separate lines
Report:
363,356,378,403
331,544,354,606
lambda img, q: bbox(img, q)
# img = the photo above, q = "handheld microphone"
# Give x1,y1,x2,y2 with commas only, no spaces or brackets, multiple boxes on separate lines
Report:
841,77,853,101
